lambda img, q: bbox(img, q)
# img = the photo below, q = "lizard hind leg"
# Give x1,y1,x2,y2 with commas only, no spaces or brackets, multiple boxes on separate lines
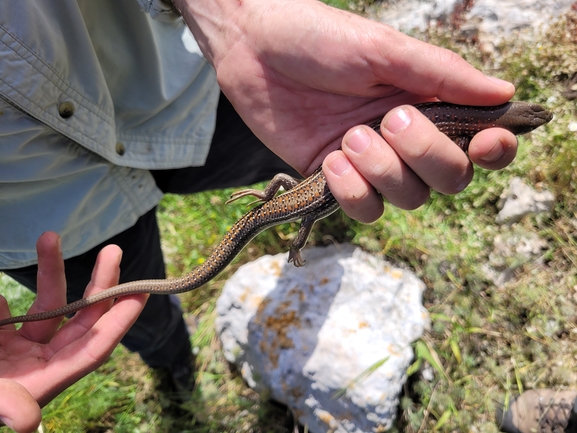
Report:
287,216,317,267
226,173,301,205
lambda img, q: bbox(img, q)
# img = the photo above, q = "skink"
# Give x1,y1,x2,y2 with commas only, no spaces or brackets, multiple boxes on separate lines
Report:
0,101,552,327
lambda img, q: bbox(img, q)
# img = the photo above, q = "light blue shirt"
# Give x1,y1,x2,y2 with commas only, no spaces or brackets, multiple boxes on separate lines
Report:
0,0,220,268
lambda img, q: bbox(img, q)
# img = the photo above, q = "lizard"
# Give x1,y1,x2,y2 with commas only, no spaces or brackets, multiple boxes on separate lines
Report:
0,101,553,327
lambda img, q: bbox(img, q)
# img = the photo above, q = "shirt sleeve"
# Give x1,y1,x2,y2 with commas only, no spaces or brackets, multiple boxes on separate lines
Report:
0,1,218,170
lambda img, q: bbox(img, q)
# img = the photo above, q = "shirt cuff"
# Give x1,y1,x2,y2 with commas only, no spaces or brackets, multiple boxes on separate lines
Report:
136,0,181,23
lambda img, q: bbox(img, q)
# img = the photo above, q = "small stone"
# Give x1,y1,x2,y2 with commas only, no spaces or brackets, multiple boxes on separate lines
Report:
483,226,548,286
496,177,554,225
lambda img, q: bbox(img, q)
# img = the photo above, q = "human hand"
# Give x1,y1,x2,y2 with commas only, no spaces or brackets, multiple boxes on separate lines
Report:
0,232,147,433
177,0,517,222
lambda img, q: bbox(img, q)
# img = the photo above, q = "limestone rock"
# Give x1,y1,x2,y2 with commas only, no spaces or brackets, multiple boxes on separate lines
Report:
496,177,554,225
368,0,574,45
216,244,429,433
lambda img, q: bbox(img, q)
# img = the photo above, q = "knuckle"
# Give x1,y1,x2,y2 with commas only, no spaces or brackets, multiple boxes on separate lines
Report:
338,187,384,223
404,137,437,161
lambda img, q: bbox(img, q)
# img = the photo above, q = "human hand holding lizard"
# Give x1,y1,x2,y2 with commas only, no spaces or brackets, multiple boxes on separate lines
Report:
176,0,518,222
0,232,147,433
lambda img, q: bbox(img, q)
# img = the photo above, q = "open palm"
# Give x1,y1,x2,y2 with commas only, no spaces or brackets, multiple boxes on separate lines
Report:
0,232,146,433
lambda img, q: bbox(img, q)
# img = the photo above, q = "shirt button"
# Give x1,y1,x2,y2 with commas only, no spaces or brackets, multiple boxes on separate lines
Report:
115,142,126,156
58,101,75,119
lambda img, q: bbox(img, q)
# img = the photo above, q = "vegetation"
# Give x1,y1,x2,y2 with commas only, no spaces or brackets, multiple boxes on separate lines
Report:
2,4,577,433
322,0,376,11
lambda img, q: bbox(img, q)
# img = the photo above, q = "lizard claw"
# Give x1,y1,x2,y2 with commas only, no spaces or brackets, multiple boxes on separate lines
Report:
288,249,306,267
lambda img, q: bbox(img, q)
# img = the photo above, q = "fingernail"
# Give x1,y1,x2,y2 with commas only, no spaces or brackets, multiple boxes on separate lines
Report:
326,154,352,177
456,180,468,193
345,127,372,154
0,416,13,429
384,108,411,134
487,76,514,89
479,140,505,163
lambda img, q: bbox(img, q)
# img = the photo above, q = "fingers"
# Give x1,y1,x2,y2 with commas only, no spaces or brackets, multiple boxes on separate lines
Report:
49,244,124,351
71,242,147,341
40,293,147,407
378,106,474,195
48,243,147,352
37,245,146,406
0,296,15,331
19,232,67,343
467,128,518,170
324,106,519,222
0,379,41,433
37,294,147,407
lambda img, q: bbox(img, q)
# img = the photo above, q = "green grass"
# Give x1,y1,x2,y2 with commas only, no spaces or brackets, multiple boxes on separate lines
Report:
322,0,376,11
2,4,577,433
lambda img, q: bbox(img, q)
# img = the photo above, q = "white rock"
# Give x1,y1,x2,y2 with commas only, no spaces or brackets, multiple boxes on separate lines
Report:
496,177,554,225
368,0,461,32
468,0,573,41
216,244,429,433
369,0,574,44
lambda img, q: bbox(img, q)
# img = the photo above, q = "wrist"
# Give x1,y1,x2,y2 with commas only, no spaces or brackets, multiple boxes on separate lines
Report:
173,0,248,68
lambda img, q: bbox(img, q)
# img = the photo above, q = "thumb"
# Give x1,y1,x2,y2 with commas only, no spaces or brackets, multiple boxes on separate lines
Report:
374,31,515,105
0,379,41,433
